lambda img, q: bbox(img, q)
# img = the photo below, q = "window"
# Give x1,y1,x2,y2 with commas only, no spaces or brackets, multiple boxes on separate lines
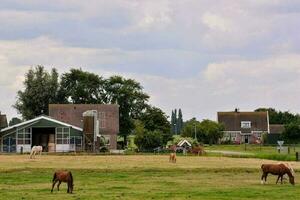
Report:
253,132,262,139
230,132,237,141
17,128,31,145
70,136,82,151
241,121,251,129
99,112,106,128
56,127,70,144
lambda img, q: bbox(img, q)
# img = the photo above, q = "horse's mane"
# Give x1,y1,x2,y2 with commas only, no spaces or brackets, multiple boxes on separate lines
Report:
278,162,295,176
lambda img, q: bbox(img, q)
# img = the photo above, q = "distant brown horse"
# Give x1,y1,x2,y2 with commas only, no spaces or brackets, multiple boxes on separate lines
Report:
261,163,295,185
169,153,177,163
189,146,205,156
51,170,74,193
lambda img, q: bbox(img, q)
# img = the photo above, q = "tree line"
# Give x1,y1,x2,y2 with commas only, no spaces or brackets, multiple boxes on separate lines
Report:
14,66,169,145
255,108,300,143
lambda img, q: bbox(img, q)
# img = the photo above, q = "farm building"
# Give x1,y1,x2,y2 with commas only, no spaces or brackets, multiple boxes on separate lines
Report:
49,104,119,150
218,110,269,144
0,115,83,153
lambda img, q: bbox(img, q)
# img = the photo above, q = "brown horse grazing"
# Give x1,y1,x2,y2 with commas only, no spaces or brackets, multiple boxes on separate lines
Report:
261,164,295,185
189,146,205,156
169,153,177,163
51,170,74,193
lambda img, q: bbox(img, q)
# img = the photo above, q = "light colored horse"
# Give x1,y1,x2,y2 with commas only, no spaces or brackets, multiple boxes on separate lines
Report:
169,153,177,163
30,145,43,159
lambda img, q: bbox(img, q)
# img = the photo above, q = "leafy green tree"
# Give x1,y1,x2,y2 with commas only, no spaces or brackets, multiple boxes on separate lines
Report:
9,117,22,126
282,123,300,143
199,119,224,145
140,106,171,144
181,118,202,141
104,76,149,144
14,66,59,120
255,108,300,124
58,68,105,104
181,118,224,144
134,130,163,151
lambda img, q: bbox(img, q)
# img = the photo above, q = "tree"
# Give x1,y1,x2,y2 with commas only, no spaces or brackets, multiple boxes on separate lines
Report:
14,66,59,120
104,76,149,144
181,118,202,141
199,119,224,145
134,130,163,151
177,109,183,134
140,106,171,144
282,123,300,143
181,118,224,144
255,108,300,124
171,110,176,134
58,68,105,104
9,117,22,126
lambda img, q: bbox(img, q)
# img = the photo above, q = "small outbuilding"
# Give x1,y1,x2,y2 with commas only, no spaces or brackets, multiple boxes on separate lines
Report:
0,115,83,153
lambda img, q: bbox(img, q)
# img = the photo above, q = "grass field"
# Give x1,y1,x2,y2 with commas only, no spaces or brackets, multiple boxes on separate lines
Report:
0,155,300,200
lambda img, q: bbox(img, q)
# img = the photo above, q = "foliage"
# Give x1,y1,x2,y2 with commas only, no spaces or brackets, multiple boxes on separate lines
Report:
104,76,149,144
8,117,22,126
182,118,224,144
58,68,105,104
14,66,59,120
177,109,183,134
282,122,300,143
171,108,184,135
140,106,171,144
255,107,300,125
134,130,163,151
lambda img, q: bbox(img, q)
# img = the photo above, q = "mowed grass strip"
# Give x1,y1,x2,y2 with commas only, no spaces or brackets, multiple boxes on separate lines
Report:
0,155,299,200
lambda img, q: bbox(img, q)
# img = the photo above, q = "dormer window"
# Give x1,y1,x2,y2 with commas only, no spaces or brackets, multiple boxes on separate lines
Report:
241,121,251,128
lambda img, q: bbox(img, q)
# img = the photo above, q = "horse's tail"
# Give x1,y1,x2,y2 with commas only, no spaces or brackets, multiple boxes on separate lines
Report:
52,172,57,182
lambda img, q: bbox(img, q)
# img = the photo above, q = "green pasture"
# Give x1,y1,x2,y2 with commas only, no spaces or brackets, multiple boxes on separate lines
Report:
205,145,300,161
0,155,299,200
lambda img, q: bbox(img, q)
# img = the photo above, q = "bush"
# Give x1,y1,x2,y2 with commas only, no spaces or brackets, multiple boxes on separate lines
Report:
134,130,163,151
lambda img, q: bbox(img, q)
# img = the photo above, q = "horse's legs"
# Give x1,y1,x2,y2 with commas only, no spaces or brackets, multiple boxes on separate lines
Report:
276,176,280,184
67,182,70,193
57,181,61,191
264,173,268,183
261,173,265,184
51,180,58,193
280,175,283,184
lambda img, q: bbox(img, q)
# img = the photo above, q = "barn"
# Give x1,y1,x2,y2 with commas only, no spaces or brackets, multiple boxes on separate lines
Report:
0,115,83,153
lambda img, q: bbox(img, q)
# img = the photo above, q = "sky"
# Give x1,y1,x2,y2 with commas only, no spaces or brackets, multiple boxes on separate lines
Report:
1,0,300,122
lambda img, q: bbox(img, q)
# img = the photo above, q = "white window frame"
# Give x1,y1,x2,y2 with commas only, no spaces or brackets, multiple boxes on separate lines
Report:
252,131,263,139
17,128,31,145
56,127,70,144
241,121,251,129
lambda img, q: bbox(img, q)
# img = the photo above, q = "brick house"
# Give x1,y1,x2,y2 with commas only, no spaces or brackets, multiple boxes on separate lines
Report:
49,104,119,149
218,110,269,144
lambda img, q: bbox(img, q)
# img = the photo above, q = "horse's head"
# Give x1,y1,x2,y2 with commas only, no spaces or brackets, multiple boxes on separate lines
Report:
289,175,295,185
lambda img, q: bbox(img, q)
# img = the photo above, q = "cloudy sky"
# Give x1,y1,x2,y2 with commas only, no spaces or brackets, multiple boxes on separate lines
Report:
1,0,300,121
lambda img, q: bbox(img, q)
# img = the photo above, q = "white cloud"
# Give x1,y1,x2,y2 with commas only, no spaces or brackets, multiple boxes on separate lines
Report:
1,1,300,122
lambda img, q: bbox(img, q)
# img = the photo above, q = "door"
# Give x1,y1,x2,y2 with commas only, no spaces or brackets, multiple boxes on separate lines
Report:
244,135,249,144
